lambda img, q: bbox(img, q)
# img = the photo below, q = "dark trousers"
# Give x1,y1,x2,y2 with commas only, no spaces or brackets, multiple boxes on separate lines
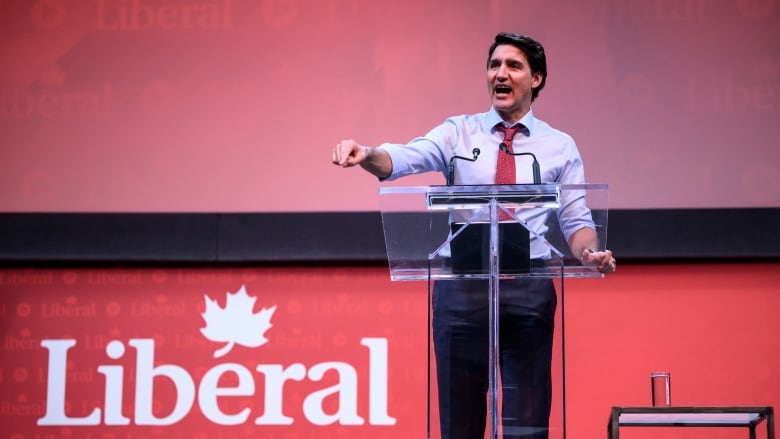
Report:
433,278,557,439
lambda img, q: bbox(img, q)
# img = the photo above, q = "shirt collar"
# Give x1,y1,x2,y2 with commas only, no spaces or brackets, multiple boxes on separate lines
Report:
487,106,536,136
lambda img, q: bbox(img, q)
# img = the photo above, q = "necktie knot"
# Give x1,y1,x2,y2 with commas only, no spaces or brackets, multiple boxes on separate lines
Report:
496,124,522,151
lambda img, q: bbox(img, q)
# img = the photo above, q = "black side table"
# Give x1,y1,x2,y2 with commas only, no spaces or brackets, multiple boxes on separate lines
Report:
608,406,774,439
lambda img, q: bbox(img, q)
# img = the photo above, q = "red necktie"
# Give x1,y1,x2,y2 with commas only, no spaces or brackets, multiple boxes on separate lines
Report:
495,124,520,184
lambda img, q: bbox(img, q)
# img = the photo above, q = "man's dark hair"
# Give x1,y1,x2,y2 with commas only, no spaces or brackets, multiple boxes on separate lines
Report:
487,32,547,101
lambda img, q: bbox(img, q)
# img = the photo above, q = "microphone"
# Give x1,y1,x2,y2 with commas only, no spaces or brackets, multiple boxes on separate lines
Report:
447,148,481,186
499,143,541,184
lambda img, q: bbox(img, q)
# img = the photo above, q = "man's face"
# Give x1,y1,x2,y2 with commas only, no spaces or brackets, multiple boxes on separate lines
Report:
487,44,542,122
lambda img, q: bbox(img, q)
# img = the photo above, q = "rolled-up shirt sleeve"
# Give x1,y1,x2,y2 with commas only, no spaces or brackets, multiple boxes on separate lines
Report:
377,122,455,182
555,138,596,242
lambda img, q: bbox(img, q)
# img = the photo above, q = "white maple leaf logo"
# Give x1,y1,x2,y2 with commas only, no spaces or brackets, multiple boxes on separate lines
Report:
200,285,277,358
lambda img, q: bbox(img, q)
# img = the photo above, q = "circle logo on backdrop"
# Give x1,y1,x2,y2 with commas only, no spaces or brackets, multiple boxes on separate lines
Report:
14,367,29,383
62,271,78,285
16,303,32,318
151,270,168,284
106,301,122,317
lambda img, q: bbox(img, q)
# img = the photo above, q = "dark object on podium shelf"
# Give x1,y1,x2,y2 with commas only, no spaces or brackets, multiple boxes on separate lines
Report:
449,222,530,274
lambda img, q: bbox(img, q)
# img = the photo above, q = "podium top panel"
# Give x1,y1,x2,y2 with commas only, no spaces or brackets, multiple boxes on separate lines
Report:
425,184,561,210
378,184,609,281
380,183,608,211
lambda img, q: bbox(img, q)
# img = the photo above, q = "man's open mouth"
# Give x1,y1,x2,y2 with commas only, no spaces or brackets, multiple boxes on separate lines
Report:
494,85,512,95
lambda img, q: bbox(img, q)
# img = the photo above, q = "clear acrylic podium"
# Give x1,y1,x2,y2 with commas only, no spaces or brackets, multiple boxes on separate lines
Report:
379,183,609,439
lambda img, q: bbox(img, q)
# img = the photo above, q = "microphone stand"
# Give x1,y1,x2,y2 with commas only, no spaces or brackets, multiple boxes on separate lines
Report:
447,148,481,186
499,143,541,184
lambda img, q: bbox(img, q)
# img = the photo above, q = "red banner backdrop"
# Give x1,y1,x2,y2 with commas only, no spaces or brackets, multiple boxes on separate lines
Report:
0,266,426,438
1,263,779,438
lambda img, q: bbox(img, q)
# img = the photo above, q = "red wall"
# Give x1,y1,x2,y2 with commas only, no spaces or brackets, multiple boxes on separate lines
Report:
2,0,779,212
1,263,777,438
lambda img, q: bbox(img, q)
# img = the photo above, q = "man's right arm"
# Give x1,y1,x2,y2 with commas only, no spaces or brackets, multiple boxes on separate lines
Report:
332,139,392,179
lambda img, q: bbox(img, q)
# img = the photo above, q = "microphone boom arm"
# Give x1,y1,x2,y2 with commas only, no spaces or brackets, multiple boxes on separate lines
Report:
499,143,542,185
447,148,481,186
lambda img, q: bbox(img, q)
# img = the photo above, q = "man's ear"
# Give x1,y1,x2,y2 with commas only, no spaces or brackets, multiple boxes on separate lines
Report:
531,72,543,88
